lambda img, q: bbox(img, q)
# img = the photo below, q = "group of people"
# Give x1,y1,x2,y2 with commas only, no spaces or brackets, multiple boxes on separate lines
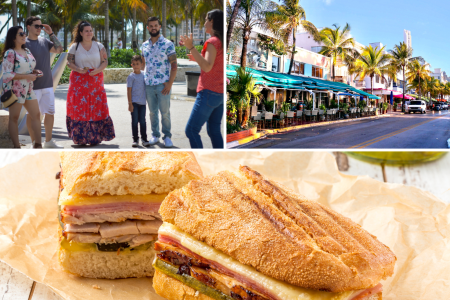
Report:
1,8,223,149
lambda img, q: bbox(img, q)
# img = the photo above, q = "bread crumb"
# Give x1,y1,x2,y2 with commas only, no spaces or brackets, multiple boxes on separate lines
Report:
92,285,101,290
117,248,121,255
194,291,199,297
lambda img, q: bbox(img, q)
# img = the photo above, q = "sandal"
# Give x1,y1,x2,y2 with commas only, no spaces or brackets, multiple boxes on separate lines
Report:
33,143,43,149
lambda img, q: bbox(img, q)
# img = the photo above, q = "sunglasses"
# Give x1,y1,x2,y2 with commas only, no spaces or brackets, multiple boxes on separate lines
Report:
18,32,26,37
33,25,44,29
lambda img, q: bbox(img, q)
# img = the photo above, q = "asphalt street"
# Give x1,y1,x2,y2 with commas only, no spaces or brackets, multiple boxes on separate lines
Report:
238,110,450,149
18,82,223,149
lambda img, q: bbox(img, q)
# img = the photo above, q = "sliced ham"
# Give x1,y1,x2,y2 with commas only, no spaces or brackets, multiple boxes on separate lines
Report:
158,235,379,300
63,202,161,215
137,220,163,234
64,223,100,233
350,284,382,300
61,211,160,225
99,220,139,238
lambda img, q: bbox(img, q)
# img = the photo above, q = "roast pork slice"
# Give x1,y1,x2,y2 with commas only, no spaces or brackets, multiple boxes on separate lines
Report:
128,234,157,247
136,220,163,234
64,223,100,233
99,220,139,238
66,233,102,243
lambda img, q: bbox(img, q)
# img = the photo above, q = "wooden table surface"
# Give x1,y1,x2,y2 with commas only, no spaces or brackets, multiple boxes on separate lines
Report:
1,151,449,299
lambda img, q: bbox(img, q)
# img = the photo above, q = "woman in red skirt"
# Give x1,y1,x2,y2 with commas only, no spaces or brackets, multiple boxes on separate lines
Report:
66,20,115,145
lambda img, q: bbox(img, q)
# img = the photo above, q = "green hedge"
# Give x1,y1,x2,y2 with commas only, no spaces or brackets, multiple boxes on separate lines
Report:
175,45,203,59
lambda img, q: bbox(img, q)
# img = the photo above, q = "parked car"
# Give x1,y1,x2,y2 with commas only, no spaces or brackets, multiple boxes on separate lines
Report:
433,103,443,111
442,103,448,110
405,100,427,114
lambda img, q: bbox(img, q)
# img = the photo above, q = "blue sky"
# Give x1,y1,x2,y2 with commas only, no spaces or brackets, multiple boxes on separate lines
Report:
299,0,450,73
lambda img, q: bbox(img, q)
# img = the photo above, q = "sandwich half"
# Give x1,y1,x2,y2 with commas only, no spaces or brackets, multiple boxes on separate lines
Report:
153,166,396,300
58,151,202,279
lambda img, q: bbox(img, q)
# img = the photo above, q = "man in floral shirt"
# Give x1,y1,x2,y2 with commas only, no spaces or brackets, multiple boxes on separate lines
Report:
141,17,177,148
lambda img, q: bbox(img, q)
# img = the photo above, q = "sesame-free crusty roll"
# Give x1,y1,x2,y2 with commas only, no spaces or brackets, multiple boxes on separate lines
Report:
154,166,396,300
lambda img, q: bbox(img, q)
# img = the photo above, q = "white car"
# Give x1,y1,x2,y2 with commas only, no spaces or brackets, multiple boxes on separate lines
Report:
405,100,426,114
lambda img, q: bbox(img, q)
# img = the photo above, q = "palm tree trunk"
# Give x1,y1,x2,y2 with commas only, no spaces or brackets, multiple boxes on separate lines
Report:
288,27,296,75
63,16,67,51
226,0,241,52
162,0,166,37
240,29,249,68
122,11,126,49
175,23,178,45
27,0,31,19
402,66,405,111
132,7,137,50
185,14,188,35
143,21,146,42
105,0,110,57
371,75,374,96
110,29,113,52
12,0,17,26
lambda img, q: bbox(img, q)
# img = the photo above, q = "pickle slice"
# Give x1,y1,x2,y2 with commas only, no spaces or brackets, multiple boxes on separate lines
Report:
154,258,233,300
96,242,130,252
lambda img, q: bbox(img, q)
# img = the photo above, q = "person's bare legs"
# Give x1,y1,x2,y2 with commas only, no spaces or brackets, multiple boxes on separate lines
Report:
8,102,24,148
26,113,36,142
23,99,42,147
43,114,54,142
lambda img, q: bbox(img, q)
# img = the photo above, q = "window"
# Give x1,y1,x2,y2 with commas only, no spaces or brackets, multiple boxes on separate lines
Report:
376,75,380,83
311,46,322,53
272,56,280,72
312,66,323,78
292,61,305,75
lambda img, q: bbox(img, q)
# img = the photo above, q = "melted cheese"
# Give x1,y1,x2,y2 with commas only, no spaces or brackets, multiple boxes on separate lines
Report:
58,189,167,206
159,223,361,300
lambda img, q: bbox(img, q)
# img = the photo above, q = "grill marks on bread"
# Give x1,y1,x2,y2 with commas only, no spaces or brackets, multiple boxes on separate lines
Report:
159,166,396,292
240,166,395,280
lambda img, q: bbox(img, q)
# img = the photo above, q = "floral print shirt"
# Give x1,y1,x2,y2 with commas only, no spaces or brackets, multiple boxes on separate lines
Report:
2,48,36,103
141,35,176,86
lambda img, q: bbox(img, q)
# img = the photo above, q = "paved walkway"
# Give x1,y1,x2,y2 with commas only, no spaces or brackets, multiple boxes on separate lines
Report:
18,81,222,149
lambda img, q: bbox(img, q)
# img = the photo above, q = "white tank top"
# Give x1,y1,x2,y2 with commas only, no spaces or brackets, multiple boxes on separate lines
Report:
68,41,104,69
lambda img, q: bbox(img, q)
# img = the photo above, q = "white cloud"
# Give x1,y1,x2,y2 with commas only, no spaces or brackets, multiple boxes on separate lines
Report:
323,0,333,4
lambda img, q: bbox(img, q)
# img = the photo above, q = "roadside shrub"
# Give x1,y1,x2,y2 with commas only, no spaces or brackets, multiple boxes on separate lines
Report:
108,48,141,68
175,45,203,59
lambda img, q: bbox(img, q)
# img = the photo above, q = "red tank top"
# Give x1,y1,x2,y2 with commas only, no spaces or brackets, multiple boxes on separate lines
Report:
197,36,223,94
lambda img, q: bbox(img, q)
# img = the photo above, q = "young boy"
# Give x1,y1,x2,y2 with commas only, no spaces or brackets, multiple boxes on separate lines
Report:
127,55,150,147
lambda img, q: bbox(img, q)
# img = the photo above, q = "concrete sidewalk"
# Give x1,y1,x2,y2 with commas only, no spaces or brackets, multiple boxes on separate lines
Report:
18,81,223,149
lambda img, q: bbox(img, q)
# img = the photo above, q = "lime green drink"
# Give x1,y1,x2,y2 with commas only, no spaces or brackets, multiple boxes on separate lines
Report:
345,152,447,165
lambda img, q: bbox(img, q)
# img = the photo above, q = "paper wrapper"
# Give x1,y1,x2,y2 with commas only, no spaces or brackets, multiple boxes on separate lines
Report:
1,151,450,300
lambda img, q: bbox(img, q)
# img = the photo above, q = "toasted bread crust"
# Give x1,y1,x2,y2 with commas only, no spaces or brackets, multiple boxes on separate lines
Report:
153,270,215,300
60,151,203,196
159,166,396,292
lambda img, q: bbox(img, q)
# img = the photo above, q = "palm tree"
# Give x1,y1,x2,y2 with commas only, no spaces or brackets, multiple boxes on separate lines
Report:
227,0,242,52
406,59,431,101
235,0,275,68
354,45,392,96
12,0,17,26
265,0,319,75
389,42,423,110
318,23,355,81
227,67,261,126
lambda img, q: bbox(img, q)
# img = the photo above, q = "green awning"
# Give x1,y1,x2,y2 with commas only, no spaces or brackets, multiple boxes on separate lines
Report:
226,65,381,100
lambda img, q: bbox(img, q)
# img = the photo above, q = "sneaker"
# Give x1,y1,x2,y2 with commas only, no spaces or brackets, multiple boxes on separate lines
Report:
163,137,173,148
132,140,139,147
29,141,35,149
43,139,64,149
148,136,159,145
142,139,151,147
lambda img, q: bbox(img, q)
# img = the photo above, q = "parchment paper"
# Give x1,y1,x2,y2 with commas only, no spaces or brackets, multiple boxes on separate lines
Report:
1,151,450,300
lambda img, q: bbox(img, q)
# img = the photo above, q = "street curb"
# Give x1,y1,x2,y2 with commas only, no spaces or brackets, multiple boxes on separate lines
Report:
226,114,392,148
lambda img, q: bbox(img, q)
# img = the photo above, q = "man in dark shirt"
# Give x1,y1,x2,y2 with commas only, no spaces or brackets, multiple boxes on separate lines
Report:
25,16,64,148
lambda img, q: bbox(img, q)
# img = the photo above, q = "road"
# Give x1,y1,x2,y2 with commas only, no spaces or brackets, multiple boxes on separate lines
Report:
17,82,223,149
238,110,450,149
